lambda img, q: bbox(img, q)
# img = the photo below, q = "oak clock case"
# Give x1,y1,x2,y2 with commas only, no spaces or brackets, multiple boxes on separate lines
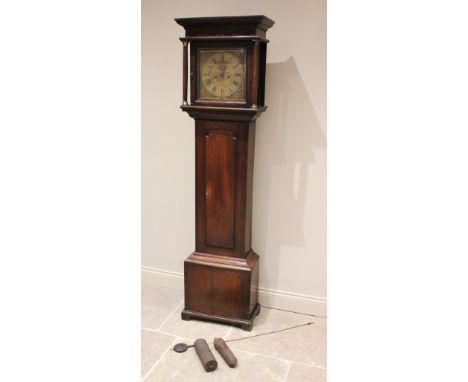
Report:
175,16,274,331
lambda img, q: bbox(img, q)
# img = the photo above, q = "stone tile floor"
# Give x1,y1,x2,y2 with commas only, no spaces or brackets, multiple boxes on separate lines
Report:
142,283,326,381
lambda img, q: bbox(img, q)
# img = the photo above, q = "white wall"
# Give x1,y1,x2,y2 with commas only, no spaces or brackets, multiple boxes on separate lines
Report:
142,0,326,311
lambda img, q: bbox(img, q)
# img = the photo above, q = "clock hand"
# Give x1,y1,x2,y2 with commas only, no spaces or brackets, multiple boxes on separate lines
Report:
218,63,227,79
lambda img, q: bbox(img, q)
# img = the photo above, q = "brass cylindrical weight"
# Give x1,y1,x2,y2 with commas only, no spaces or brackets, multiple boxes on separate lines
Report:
194,338,218,372
214,338,238,368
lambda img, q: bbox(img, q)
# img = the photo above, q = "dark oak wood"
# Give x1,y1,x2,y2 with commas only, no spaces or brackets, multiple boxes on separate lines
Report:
257,42,267,107
251,41,260,108
182,304,261,331
195,119,254,258
175,15,274,38
180,36,269,43
181,104,266,122
204,128,236,248
176,15,274,331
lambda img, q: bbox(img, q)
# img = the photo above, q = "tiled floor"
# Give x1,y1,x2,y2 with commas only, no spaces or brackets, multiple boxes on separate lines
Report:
142,283,326,381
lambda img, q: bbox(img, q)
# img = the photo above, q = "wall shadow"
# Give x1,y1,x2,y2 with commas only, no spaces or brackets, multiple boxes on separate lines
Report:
253,56,326,290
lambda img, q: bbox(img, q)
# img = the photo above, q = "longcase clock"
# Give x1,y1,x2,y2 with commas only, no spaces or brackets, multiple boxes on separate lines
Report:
175,15,274,331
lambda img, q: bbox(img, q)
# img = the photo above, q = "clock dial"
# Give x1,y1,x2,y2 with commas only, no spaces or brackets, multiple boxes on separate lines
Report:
198,49,246,101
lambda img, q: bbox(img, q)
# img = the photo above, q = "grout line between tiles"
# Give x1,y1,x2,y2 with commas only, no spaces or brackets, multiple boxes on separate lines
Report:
282,361,292,382
223,327,233,341
290,360,327,370
228,346,327,370
155,300,184,331
141,326,162,333
156,329,194,340
142,337,179,382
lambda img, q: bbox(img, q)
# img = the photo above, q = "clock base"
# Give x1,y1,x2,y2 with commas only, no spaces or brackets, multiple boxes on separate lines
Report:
181,303,261,331
182,250,260,331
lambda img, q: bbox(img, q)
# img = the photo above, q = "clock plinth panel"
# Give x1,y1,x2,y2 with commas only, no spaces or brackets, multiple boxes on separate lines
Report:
182,250,260,331
175,15,274,330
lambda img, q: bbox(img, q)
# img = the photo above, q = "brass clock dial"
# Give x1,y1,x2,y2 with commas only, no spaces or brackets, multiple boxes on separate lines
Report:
198,49,246,101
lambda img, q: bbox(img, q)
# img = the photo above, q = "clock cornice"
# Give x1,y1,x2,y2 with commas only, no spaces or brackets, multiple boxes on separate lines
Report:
175,15,275,38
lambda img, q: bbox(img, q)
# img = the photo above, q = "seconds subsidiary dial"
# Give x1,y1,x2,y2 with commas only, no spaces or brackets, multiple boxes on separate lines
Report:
199,49,246,101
